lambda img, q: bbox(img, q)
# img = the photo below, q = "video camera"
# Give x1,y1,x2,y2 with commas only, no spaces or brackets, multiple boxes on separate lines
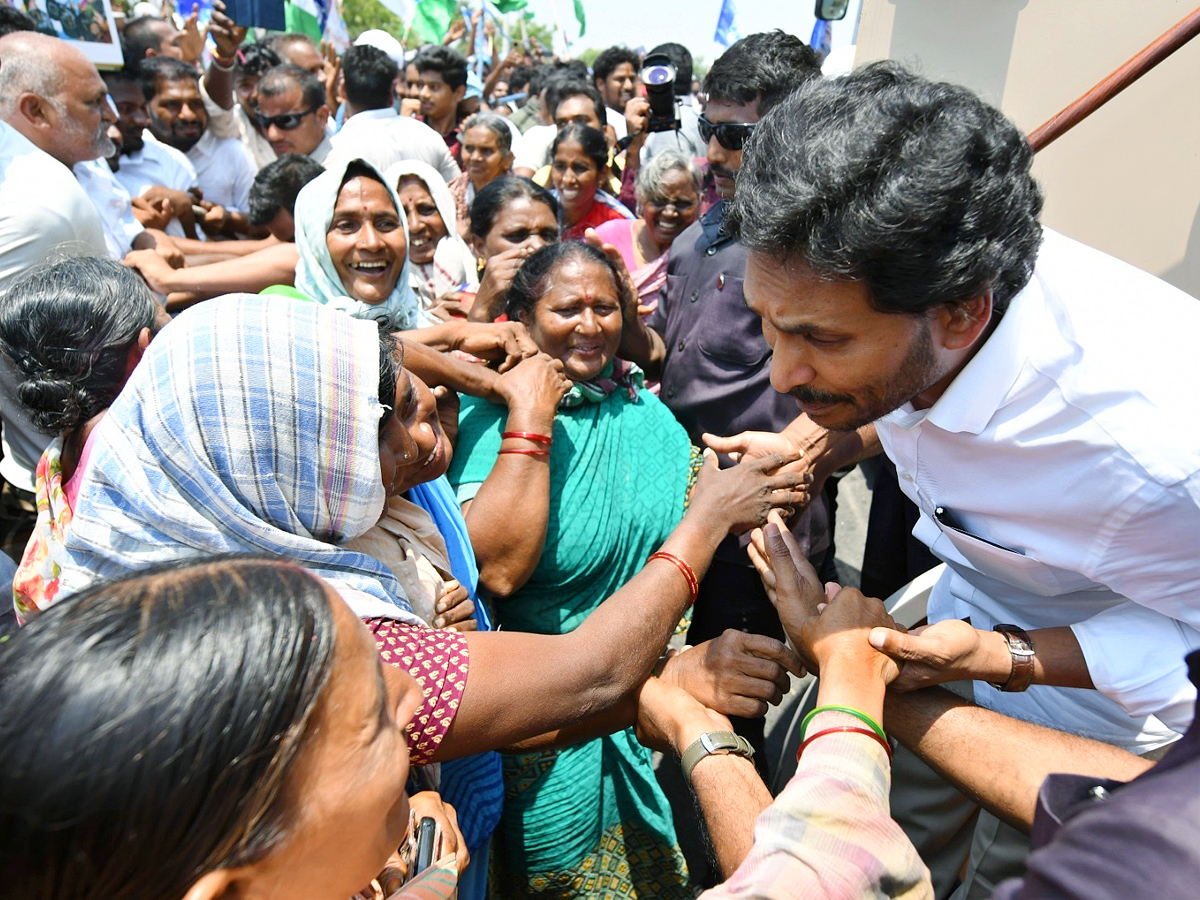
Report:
640,53,681,134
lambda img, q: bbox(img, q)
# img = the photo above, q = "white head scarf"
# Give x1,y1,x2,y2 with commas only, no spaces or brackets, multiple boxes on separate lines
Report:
386,159,479,313
293,157,420,331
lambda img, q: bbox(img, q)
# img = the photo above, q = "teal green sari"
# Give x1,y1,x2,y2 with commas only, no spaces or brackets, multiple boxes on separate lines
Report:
448,363,693,900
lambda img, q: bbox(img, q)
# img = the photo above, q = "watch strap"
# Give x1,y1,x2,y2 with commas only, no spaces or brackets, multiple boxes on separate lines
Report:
992,624,1035,692
680,730,754,783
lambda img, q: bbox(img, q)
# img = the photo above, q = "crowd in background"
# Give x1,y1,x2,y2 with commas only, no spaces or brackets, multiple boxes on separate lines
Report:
0,3,1198,900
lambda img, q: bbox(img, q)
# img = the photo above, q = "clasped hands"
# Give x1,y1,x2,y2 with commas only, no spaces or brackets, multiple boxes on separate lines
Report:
749,510,1008,691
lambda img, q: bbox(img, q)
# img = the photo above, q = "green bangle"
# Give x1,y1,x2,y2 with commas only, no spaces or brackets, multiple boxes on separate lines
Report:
801,705,886,742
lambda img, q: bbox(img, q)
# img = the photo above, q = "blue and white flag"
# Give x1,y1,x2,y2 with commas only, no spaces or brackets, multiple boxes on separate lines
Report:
714,0,741,47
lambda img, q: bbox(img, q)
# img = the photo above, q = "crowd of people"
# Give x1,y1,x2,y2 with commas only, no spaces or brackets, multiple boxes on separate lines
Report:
0,3,1198,900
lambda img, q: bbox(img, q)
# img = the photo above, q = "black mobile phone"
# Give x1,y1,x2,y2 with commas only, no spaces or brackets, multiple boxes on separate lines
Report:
413,816,438,876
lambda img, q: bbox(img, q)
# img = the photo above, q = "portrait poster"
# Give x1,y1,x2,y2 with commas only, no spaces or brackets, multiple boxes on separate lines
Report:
15,0,124,68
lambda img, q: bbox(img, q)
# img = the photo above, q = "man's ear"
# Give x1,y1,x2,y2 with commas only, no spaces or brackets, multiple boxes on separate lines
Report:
316,104,331,128
936,291,993,351
603,124,616,150
16,92,53,131
453,84,466,104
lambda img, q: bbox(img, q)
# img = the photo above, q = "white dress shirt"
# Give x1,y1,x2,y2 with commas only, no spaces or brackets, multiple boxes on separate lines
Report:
324,108,460,182
148,129,255,214
73,158,142,259
114,140,199,239
877,229,1200,752
0,121,107,491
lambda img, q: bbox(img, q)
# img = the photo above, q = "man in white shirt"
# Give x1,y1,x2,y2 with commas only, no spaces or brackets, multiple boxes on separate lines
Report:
724,63,1200,895
591,45,638,141
142,57,257,236
0,32,113,491
323,44,460,181
103,67,201,240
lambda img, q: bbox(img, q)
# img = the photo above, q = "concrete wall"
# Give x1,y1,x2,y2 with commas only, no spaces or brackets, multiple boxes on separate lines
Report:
854,0,1200,296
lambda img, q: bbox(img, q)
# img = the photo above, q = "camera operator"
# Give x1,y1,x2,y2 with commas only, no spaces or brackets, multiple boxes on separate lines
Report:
620,43,704,207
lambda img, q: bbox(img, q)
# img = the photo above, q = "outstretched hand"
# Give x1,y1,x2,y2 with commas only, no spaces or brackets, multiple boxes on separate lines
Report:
746,514,828,662
635,676,732,755
659,629,805,718
689,448,811,535
867,618,1007,692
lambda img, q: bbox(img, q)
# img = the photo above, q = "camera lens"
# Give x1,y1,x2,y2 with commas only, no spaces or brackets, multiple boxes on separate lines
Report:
642,65,674,87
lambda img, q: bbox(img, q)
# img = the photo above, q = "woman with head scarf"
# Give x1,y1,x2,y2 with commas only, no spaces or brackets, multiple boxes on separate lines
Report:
386,159,479,321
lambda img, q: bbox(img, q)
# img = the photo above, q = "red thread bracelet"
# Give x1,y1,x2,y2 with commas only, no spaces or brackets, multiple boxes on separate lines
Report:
798,726,893,762
646,551,699,606
498,448,549,457
501,431,553,444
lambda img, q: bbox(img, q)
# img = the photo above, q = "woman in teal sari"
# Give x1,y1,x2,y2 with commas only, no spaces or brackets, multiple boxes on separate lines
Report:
446,243,697,899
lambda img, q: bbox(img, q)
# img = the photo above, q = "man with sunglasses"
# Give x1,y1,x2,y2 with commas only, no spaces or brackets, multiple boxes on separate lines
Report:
617,32,827,785
255,64,332,164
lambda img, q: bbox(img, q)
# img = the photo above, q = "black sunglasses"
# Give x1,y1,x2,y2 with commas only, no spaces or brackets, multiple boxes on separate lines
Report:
698,114,756,151
256,104,319,131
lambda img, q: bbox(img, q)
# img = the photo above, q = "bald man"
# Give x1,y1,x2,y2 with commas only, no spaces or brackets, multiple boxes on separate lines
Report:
0,32,112,491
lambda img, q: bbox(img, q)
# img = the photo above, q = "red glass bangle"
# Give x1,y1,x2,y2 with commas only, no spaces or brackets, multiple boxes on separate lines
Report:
646,551,699,606
498,448,549,457
798,726,893,762
501,431,553,445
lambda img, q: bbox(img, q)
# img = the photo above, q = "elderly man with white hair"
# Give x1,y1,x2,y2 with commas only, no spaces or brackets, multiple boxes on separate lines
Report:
0,31,117,495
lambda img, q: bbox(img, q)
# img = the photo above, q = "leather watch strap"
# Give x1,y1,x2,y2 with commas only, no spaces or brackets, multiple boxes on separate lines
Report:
680,730,754,783
992,624,1035,692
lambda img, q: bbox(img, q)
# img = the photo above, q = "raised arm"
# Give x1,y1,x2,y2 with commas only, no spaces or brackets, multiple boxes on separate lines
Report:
437,449,810,759
457,354,569,596
201,1,245,111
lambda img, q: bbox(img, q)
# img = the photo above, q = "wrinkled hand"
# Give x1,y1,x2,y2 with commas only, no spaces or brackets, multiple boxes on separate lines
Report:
472,245,532,320
208,0,246,58
433,580,476,632
131,195,172,230
747,514,832,661
178,3,206,64
635,676,732,755
868,618,1004,693
689,448,811,535
451,321,538,372
406,792,468,876
624,97,650,136
123,248,179,293
801,587,903,684
491,352,570,412
703,429,814,488
660,629,805,718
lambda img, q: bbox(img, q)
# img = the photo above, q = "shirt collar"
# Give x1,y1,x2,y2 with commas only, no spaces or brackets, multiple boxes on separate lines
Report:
349,108,398,123
700,199,729,245
884,271,1039,435
309,134,333,164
